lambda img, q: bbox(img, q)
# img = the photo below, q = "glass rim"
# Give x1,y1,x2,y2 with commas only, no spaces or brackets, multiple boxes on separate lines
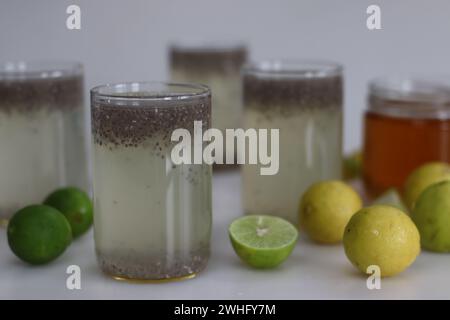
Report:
369,76,450,104
368,76,450,119
0,60,83,80
242,59,343,79
91,81,211,105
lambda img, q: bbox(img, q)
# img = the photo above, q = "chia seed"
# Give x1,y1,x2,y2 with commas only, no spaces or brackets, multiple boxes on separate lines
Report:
97,248,209,280
243,74,343,116
0,76,83,114
91,94,211,151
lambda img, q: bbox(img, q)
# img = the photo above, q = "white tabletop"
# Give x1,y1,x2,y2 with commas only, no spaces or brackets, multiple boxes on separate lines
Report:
1,170,449,300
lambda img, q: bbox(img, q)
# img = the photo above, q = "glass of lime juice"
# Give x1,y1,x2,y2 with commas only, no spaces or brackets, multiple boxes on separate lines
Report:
91,82,212,282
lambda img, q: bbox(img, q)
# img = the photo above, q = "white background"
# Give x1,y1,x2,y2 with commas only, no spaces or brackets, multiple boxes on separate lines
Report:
2,0,450,152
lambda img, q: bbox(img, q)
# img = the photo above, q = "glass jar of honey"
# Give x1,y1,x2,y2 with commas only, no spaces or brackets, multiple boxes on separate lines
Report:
363,77,450,199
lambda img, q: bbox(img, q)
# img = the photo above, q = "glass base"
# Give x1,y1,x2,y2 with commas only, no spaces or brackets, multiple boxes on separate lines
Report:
105,272,198,284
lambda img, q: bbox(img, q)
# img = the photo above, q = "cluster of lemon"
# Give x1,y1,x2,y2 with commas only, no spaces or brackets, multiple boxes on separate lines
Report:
230,162,450,278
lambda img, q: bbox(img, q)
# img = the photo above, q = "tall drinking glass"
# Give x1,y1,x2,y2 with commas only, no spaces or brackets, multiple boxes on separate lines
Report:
0,61,88,223
242,60,343,225
91,82,212,281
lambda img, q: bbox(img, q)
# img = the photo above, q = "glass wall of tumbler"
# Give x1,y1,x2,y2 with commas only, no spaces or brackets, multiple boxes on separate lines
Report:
242,60,343,225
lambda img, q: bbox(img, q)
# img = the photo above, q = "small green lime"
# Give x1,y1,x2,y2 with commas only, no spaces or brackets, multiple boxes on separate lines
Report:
411,180,450,252
372,188,408,213
229,215,298,268
7,205,72,264
44,187,93,238
343,151,362,180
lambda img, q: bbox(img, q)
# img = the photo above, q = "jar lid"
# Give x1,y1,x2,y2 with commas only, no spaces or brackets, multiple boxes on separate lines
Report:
369,76,450,119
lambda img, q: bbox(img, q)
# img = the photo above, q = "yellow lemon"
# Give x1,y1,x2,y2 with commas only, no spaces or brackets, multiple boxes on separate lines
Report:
343,205,420,277
299,180,362,244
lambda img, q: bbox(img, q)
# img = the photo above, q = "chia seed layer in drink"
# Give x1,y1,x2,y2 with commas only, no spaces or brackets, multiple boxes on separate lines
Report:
0,76,83,114
243,75,343,116
170,46,247,74
97,247,209,280
91,94,211,150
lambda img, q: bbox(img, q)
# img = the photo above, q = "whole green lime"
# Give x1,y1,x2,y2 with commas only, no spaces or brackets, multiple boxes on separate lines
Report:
411,180,450,252
344,205,420,277
229,215,298,268
404,162,450,211
343,151,362,180
299,180,362,244
7,205,72,264
44,187,93,238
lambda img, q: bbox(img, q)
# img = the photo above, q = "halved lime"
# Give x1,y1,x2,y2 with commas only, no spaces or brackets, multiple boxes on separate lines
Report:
372,188,408,213
229,215,298,268
7,205,72,265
